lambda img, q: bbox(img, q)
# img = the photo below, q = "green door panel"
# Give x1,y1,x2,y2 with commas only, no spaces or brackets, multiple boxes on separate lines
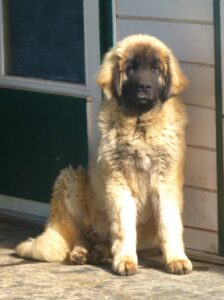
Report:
0,88,88,203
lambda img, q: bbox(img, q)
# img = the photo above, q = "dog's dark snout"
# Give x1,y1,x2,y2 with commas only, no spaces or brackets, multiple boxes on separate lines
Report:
138,82,152,92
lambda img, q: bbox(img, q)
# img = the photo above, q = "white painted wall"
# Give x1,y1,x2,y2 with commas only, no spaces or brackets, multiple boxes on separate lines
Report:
115,0,218,253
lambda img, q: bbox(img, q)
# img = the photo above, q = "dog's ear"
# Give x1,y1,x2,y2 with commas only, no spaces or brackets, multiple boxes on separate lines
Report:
161,50,188,101
96,48,121,100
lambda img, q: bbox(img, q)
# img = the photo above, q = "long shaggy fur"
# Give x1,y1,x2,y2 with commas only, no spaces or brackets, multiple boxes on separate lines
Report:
16,34,192,275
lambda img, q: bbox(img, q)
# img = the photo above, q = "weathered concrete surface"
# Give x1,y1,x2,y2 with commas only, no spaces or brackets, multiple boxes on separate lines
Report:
1,217,224,300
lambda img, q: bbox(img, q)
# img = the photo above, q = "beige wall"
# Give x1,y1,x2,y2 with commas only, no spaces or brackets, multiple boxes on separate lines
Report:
115,0,218,253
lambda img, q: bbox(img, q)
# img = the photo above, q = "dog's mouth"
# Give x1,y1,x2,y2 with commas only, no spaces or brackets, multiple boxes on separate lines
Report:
121,95,157,114
137,95,151,103
136,92,155,105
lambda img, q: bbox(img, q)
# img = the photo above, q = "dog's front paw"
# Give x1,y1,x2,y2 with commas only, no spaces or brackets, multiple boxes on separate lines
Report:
113,255,138,276
166,258,192,275
69,246,88,265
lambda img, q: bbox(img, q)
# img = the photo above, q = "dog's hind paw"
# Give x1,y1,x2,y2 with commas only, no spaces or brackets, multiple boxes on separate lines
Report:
69,246,88,265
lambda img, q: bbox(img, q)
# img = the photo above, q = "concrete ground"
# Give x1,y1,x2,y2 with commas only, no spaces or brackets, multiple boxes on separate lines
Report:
1,216,224,300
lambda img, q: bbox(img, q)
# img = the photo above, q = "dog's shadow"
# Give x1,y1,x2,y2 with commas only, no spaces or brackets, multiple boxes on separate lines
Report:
61,250,165,276
138,251,209,274
138,250,164,272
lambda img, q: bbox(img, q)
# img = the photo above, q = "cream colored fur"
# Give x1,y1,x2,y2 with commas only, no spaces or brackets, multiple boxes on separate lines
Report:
16,34,192,275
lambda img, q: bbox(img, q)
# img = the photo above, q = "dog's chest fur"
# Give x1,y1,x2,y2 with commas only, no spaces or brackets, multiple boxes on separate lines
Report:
99,110,174,178
115,121,172,176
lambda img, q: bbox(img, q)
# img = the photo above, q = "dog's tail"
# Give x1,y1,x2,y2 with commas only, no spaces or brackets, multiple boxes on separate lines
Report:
16,166,87,262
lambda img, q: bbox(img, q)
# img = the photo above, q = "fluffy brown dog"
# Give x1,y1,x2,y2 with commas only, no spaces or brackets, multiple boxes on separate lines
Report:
16,34,192,276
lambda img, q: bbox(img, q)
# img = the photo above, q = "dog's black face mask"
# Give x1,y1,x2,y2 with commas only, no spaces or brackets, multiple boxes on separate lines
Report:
114,48,171,115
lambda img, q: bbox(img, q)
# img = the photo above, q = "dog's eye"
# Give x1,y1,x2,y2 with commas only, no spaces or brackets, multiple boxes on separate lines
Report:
128,62,138,71
151,60,161,72
151,64,160,71
152,66,161,74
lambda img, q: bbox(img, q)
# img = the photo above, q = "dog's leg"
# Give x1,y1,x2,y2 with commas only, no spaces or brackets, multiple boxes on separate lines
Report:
157,182,192,275
106,183,138,276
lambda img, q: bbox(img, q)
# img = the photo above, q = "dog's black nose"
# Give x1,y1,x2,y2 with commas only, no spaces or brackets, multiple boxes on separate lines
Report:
138,82,152,92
